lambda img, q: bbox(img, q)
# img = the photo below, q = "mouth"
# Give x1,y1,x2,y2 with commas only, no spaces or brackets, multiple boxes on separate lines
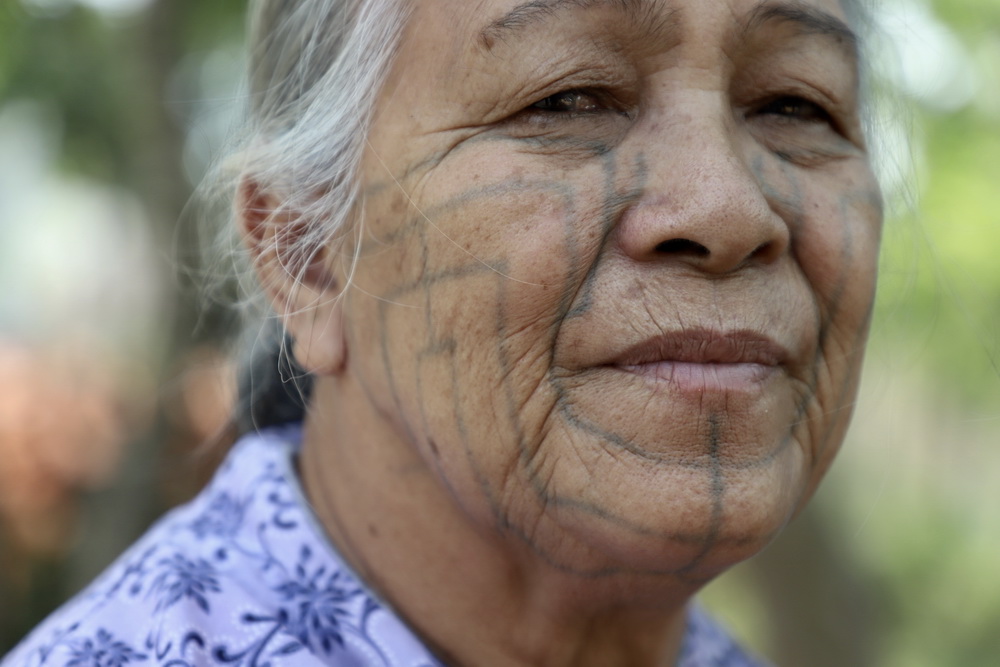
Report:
607,329,789,393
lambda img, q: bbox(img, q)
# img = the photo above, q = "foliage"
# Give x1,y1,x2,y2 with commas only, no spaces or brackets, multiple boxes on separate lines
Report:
0,0,245,185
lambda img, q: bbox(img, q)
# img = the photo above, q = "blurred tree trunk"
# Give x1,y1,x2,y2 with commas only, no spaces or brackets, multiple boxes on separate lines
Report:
0,1,248,646
68,0,203,592
750,504,882,667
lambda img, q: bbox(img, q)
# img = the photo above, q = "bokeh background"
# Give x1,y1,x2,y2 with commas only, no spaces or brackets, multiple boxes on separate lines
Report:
1,0,998,664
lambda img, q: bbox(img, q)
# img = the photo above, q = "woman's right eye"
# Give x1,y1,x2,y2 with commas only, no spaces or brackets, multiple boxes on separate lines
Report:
530,90,603,114
504,84,634,148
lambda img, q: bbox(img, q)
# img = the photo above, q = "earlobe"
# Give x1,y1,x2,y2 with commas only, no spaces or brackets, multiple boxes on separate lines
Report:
237,178,348,377
287,299,348,376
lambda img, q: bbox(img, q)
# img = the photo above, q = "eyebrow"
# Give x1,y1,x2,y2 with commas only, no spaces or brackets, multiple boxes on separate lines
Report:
478,0,858,58
745,1,859,56
478,0,677,51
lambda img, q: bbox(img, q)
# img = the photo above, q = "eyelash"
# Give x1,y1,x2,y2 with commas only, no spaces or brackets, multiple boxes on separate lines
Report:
754,95,834,125
518,88,847,158
530,90,605,114
529,90,835,125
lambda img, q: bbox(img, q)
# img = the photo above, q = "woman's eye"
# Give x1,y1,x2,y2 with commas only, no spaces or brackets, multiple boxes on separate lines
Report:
757,96,832,124
748,93,858,164
531,90,603,113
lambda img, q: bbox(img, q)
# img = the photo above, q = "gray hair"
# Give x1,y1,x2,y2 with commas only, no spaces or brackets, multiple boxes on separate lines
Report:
205,0,409,431
236,0,409,309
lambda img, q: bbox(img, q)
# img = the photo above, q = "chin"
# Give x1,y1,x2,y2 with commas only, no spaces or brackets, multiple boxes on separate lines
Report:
504,435,809,582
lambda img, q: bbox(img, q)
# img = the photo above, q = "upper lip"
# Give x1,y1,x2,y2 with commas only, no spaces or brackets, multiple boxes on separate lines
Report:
609,328,790,367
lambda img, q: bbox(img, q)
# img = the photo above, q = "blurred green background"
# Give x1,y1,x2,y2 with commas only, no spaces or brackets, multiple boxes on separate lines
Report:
0,0,998,664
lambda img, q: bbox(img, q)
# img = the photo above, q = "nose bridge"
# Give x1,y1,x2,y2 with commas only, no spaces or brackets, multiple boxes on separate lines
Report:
659,123,756,215
617,99,788,273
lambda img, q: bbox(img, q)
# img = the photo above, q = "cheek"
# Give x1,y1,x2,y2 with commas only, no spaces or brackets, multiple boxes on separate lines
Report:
406,159,611,339
791,175,882,483
796,179,882,349
344,164,609,502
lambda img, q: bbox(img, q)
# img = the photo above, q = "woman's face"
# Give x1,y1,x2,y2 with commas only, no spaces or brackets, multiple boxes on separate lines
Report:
341,0,882,579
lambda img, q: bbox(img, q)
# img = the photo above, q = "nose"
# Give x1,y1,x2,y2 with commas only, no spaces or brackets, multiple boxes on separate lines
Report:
615,120,789,275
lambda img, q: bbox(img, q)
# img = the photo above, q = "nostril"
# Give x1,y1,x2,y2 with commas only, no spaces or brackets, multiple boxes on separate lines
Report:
751,241,775,261
655,238,710,257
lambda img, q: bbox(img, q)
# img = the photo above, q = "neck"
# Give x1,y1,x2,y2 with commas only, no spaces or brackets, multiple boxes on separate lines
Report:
299,375,695,667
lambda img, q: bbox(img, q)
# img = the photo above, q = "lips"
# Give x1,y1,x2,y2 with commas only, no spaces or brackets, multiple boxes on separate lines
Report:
610,329,789,367
607,329,790,392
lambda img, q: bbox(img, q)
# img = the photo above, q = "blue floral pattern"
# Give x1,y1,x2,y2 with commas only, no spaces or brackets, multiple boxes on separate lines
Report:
147,555,221,614
4,426,767,666
66,629,148,667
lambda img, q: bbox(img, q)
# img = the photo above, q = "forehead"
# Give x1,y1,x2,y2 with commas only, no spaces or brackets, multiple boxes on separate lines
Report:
410,0,857,57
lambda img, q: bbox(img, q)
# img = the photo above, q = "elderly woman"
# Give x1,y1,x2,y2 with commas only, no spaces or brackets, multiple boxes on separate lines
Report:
6,0,883,665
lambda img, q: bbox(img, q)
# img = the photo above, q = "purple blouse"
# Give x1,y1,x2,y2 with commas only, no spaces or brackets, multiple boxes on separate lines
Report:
5,426,768,666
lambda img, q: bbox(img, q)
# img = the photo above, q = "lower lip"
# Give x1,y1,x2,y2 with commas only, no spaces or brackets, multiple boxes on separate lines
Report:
618,361,777,393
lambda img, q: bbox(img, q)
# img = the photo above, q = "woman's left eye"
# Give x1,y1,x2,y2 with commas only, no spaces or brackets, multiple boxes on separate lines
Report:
531,90,603,113
756,96,832,124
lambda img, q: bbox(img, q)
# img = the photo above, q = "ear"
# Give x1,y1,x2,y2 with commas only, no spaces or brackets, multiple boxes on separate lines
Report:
237,179,347,376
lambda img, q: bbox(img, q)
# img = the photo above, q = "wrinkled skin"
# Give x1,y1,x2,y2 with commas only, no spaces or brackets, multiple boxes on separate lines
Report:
278,0,883,663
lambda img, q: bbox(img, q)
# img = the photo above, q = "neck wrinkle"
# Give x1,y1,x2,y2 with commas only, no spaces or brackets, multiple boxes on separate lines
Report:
299,374,693,667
